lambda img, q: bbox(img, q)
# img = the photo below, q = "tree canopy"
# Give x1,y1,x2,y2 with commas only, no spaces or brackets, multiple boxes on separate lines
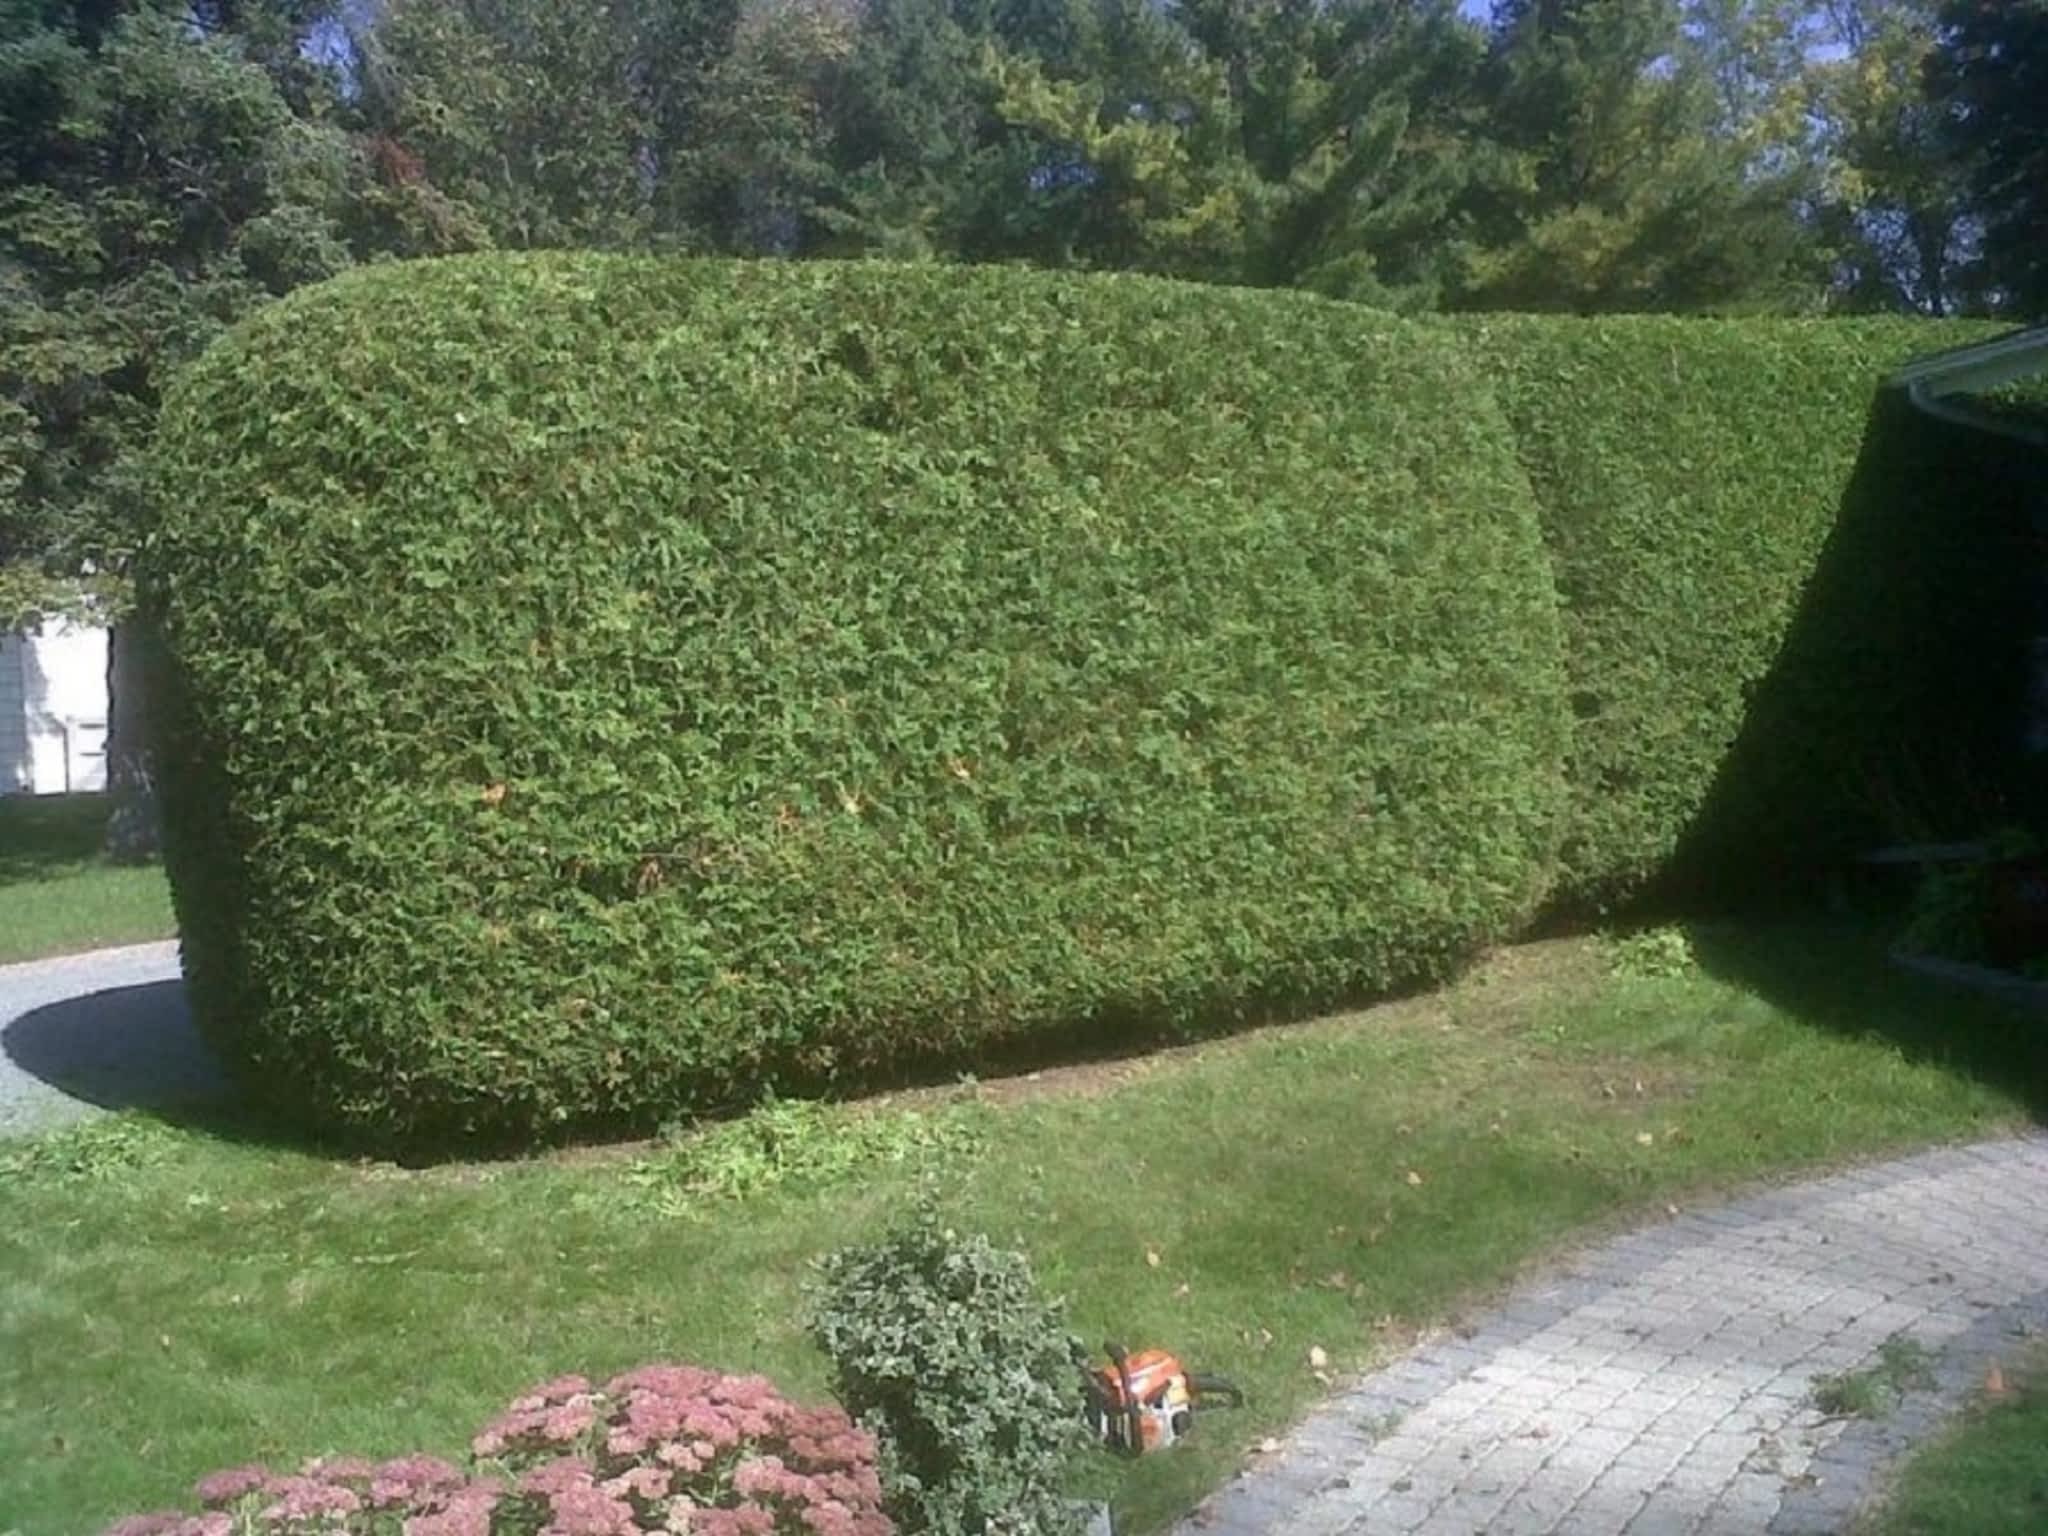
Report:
1932,0,2048,314
1,2,374,621
3,0,2042,629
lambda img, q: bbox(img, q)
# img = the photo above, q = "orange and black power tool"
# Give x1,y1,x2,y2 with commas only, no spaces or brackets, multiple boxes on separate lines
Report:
1085,1341,1245,1455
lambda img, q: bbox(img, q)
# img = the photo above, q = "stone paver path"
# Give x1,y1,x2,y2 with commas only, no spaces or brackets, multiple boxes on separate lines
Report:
1182,1136,2048,1536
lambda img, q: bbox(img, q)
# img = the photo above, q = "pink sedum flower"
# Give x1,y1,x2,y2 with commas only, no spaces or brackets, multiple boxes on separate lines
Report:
193,1465,270,1506
401,1479,506,1536
602,1465,673,1501
692,1509,775,1536
370,1454,468,1507
107,1360,892,1536
512,1375,593,1412
260,1474,363,1522
305,1455,379,1483
541,1400,599,1444
103,1516,184,1536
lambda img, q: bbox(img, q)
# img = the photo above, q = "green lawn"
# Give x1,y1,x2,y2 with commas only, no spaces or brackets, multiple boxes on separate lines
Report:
1,924,2041,1534
1862,1344,2048,1534
0,794,175,964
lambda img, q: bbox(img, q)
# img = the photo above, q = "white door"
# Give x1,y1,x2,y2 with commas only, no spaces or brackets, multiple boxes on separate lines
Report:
14,622,110,794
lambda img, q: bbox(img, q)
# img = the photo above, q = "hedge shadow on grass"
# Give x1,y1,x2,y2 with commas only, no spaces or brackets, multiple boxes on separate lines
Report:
1685,924,2048,1125
1679,396,2048,1119
1670,391,2046,910
1,984,491,1162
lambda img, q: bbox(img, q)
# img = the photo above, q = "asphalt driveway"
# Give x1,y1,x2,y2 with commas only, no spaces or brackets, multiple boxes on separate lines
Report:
0,942,220,1137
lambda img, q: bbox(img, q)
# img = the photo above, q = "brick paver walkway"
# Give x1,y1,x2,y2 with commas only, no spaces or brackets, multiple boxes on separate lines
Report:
1180,1136,2048,1536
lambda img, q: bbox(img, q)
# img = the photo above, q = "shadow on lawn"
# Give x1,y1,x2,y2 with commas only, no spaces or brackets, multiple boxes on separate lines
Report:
1687,924,2048,1124
1653,379,2048,1117
0,982,412,1158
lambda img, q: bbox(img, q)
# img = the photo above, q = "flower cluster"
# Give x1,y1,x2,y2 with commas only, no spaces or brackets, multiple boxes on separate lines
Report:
480,1364,891,1536
102,1366,892,1536
105,1453,487,1536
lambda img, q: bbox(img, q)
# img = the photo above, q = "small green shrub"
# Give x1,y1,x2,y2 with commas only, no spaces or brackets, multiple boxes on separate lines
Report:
1896,828,2046,969
1450,313,2015,914
147,254,1569,1143
1899,864,1996,966
1979,374,2048,434
808,1213,1085,1536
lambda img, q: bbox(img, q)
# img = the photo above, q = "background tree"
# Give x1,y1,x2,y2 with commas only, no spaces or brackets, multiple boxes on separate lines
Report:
1931,0,2048,316
1458,0,1823,311
0,0,462,848
1687,0,1816,153
806,0,1011,258
1803,0,1980,314
672,0,857,255
971,1,1256,278
352,0,733,250
974,0,1490,305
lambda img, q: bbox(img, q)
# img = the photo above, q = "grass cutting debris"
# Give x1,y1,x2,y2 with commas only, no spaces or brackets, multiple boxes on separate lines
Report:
1814,1335,1938,1420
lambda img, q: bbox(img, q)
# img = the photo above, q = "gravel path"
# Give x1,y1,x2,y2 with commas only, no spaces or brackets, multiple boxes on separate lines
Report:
1182,1135,2048,1536
0,941,219,1137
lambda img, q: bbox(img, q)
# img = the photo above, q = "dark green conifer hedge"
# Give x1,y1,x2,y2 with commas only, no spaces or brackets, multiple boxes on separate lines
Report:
148,255,1570,1141
1452,314,2009,912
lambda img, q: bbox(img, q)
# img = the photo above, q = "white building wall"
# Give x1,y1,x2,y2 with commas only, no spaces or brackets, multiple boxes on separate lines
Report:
1,622,110,796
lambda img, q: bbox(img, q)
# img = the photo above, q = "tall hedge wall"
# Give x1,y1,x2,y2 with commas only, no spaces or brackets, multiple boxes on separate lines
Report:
1451,314,2011,913
1707,384,2043,880
148,255,1570,1142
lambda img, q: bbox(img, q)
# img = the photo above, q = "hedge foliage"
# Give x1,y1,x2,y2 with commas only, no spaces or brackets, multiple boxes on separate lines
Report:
148,254,1569,1142
1451,314,2011,912
1716,384,2042,874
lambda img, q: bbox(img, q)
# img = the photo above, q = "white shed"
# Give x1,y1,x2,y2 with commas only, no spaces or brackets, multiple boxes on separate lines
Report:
0,620,110,796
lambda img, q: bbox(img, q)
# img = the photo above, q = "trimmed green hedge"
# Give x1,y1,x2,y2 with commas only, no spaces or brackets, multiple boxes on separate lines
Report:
1701,384,2043,884
148,255,1569,1142
1451,314,2010,913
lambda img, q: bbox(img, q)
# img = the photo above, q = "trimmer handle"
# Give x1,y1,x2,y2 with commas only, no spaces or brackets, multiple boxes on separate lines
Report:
1105,1341,1144,1456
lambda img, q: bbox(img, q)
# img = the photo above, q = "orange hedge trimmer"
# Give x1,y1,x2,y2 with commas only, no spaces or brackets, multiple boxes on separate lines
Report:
1084,1341,1245,1454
